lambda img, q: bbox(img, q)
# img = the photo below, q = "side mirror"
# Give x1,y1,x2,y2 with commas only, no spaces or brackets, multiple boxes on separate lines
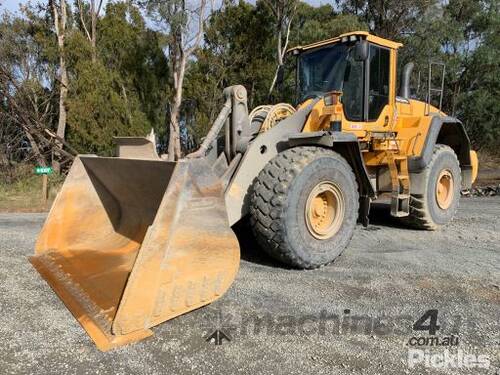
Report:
354,40,369,61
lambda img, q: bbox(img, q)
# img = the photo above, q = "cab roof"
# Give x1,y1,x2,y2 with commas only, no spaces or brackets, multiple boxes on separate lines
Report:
288,31,403,54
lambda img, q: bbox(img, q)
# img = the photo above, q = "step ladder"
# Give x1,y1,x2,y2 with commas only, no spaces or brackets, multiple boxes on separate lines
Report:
386,151,410,217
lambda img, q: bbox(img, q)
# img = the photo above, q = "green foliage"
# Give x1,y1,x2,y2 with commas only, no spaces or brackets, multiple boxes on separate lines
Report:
0,0,499,160
66,57,150,154
183,0,369,143
64,2,169,154
395,0,500,150
183,0,276,143
292,4,367,45
455,0,500,150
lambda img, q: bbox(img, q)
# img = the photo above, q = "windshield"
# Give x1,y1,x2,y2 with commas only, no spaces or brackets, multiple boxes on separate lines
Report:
298,44,349,102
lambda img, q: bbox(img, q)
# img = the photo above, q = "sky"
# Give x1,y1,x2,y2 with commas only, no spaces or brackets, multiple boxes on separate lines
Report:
1,0,27,12
1,0,332,15
1,0,33,13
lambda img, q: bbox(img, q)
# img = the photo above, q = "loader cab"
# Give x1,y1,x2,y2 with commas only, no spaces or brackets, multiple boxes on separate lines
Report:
290,32,401,133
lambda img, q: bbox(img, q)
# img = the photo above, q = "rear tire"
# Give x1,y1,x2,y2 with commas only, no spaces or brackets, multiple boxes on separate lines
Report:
404,144,461,230
249,146,359,269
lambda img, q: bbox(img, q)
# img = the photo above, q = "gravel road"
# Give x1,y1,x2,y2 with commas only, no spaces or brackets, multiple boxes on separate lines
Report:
0,197,498,375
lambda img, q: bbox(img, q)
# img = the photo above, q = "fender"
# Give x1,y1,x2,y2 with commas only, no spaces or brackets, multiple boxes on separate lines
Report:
287,131,376,226
408,116,474,189
224,104,376,226
225,101,318,226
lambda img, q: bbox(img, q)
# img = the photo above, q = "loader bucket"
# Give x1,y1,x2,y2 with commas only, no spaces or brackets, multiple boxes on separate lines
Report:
30,155,240,351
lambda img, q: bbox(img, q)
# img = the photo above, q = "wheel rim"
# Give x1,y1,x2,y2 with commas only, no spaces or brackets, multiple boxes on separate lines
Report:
305,181,345,240
435,169,454,209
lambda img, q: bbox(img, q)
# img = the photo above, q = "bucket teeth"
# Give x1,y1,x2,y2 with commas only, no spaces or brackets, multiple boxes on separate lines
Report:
32,253,113,332
30,252,153,351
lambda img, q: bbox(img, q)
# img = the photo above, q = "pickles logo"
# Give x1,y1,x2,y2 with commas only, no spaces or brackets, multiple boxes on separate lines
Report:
406,310,491,370
407,349,491,369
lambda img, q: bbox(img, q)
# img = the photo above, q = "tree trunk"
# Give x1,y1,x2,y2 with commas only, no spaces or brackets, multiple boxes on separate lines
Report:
167,53,186,161
268,6,294,97
121,84,132,124
162,0,207,161
57,54,68,141
167,105,181,161
77,0,99,62
268,27,283,96
25,130,47,167
91,0,97,62
52,0,68,174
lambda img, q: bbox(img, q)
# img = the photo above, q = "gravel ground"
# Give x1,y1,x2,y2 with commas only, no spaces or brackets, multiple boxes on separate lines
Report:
0,197,498,375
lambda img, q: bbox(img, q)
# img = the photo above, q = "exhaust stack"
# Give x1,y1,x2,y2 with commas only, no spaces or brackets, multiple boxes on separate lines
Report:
400,62,415,99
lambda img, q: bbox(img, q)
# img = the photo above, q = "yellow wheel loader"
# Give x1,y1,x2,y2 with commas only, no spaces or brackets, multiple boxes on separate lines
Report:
30,31,479,350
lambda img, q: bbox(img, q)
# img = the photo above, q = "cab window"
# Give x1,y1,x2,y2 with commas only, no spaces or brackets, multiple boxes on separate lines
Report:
368,45,390,120
342,49,364,121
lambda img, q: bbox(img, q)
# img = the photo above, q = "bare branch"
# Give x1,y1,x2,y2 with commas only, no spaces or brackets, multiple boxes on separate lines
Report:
96,0,104,16
77,0,92,42
50,0,60,36
262,0,278,18
185,0,207,57
281,8,295,60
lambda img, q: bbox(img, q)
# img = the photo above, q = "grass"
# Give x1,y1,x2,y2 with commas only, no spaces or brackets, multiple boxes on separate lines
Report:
0,165,65,212
476,151,500,186
478,150,500,168
1,150,498,212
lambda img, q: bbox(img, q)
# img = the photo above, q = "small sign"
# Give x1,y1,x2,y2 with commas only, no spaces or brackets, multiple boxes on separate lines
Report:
35,166,53,175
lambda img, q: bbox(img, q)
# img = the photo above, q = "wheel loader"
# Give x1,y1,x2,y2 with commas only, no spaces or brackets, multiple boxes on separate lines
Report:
30,31,479,350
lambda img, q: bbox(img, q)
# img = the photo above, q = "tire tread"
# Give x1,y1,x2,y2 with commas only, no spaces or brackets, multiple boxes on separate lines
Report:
404,144,461,230
249,146,358,269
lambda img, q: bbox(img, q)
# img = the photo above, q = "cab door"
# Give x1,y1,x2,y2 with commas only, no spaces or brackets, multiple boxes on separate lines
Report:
366,44,392,127
342,43,395,135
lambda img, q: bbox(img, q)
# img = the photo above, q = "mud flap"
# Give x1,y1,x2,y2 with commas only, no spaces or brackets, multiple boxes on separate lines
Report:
30,156,239,351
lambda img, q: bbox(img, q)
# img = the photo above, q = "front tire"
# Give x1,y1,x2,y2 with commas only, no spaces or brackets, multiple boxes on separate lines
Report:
249,146,359,269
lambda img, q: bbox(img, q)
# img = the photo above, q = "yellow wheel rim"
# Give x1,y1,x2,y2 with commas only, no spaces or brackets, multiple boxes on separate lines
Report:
435,169,454,209
305,181,345,240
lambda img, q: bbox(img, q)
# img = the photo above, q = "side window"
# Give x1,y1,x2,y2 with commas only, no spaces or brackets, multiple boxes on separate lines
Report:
342,50,364,121
368,45,390,120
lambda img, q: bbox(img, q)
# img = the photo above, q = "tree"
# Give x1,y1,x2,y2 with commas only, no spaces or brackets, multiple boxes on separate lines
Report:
0,8,76,176
335,0,435,39
184,0,275,142
50,0,69,172
263,0,298,96
146,0,209,161
291,3,368,45
76,0,104,62
98,2,170,137
445,0,500,150
0,0,499,172
65,2,169,155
